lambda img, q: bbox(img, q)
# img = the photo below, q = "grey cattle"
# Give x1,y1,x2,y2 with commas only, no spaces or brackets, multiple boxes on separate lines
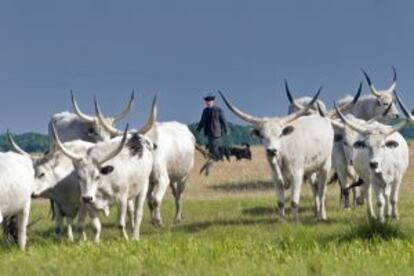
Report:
220,89,334,222
49,91,134,144
95,97,196,227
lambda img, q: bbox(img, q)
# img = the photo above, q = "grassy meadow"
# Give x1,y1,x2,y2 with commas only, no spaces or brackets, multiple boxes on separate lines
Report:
1,146,414,275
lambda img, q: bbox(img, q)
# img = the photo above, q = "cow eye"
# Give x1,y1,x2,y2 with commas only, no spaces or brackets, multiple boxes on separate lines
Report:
353,140,366,149
281,125,295,137
38,172,45,178
88,128,95,134
250,129,262,139
385,140,399,148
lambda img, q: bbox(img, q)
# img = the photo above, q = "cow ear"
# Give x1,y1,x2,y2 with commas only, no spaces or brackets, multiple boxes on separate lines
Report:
353,140,366,149
334,134,343,142
100,165,114,175
281,125,295,137
385,140,399,148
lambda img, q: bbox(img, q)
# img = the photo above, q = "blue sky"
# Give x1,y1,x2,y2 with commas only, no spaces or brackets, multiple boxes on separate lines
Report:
1,0,413,133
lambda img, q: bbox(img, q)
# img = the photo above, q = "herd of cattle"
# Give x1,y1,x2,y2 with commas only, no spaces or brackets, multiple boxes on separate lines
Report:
1,68,413,250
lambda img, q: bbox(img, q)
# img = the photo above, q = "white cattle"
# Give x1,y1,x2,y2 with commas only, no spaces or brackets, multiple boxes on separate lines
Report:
219,89,334,221
0,145,35,250
337,68,399,121
95,97,196,227
287,83,362,209
7,132,104,242
52,124,155,241
335,105,409,222
49,91,134,144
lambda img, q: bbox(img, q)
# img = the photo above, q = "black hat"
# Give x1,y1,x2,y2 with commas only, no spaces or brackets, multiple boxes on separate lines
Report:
204,93,215,101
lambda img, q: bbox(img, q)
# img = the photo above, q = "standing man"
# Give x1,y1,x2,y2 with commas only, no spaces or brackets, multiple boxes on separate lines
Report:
197,93,228,160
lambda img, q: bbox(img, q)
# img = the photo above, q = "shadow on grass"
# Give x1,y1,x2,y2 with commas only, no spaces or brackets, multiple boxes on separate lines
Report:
320,219,410,244
242,205,317,217
338,220,408,242
176,217,277,233
210,181,274,192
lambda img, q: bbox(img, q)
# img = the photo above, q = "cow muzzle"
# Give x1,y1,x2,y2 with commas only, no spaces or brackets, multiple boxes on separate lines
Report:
82,196,93,203
266,149,277,157
369,161,378,170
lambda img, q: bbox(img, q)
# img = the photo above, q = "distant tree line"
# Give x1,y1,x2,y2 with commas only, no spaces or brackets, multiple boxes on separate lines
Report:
3,121,414,153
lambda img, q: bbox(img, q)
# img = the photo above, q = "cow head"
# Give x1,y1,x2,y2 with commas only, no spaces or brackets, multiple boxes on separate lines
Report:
6,132,68,197
71,91,135,141
361,67,399,120
335,102,409,175
51,123,129,206
219,89,320,162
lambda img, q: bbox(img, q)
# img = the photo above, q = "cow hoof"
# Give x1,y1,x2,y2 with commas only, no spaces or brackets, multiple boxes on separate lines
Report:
151,219,163,228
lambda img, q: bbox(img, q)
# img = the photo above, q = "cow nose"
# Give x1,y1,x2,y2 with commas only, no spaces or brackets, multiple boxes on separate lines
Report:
266,149,277,157
369,161,378,169
82,196,93,203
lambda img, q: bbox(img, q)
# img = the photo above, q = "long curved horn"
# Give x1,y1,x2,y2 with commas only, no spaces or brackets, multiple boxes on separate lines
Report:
94,98,123,136
393,90,413,120
284,87,322,124
386,90,411,136
98,124,129,165
51,123,84,161
71,91,95,123
317,102,326,117
218,90,264,125
7,130,31,158
138,95,157,134
284,80,302,110
112,91,135,123
334,103,369,134
387,66,397,92
361,68,381,97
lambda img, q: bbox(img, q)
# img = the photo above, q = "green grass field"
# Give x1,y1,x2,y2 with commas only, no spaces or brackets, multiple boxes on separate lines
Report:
1,195,414,276
1,147,414,275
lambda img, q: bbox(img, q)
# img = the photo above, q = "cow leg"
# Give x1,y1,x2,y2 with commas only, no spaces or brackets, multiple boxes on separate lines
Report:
309,175,319,217
374,185,385,223
363,182,376,220
390,178,402,220
53,202,64,240
76,203,88,241
117,198,129,241
128,199,135,231
88,208,101,243
355,186,365,206
317,166,329,221
150,171,170,227
17,200,31,250
172,177,188,224
337,170,351,210
132,183,149,241
66,217,74,242
0,212,3,224
290,170,304,223
384,185,392,218
147,181,156,214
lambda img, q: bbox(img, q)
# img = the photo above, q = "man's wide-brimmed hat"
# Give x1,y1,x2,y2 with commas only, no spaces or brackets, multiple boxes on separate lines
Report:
204,93,215,101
